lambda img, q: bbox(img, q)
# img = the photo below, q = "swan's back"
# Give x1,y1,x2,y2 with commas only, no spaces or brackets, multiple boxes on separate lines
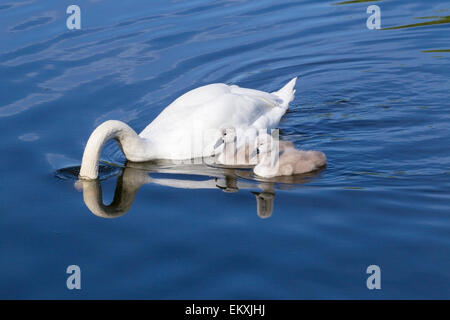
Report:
139,79,297,159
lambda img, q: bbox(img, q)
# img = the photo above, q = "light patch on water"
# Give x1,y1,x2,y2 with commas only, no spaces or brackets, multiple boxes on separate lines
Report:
0,93,62,118
18,133,39,142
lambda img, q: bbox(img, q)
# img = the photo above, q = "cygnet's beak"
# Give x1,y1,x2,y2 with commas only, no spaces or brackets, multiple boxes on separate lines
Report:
249,148,259,160
214,137,224,149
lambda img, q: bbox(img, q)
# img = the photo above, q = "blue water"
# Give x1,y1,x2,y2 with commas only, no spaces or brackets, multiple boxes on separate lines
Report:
1,0,449,299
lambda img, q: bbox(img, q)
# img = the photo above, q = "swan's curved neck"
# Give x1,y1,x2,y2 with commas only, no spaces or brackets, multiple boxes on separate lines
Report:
79,120,148,180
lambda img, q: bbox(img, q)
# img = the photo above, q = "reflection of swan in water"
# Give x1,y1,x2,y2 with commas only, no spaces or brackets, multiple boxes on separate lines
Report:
252,184,275,219
75,160,324,219
77,167,149,218
236,168,325,218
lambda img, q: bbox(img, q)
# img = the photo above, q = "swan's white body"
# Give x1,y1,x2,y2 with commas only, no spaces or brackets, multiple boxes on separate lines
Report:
80,77,297,179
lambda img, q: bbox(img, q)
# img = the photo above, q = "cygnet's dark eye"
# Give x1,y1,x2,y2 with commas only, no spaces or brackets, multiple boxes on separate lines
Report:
224,132,227,136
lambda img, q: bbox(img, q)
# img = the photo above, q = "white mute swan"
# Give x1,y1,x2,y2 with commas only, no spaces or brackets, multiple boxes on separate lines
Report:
79,77,297,179
253,134,326,178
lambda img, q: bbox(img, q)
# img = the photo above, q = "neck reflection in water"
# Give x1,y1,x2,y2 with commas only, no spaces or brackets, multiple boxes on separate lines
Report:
75,160,324,219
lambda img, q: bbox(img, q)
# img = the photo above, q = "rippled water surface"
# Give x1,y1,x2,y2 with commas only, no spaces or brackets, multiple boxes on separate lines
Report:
1,0,449,299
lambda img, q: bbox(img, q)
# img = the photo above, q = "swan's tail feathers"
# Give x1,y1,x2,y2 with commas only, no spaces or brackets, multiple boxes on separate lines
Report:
273,77,297,108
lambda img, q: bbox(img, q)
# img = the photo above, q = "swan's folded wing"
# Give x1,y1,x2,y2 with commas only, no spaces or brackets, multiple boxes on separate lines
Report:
195,91,277,129
167,83,231,111
229,85,284,108
140,83,231,137
141,83,282,136
138,83,288,159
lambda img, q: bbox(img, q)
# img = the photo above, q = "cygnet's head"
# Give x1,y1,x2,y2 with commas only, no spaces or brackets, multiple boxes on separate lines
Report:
210,127,235,152
221,127,236,144
255,133,276,155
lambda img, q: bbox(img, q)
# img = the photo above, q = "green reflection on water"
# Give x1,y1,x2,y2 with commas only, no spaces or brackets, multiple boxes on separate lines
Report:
383,15,450,30
422,49,450,53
